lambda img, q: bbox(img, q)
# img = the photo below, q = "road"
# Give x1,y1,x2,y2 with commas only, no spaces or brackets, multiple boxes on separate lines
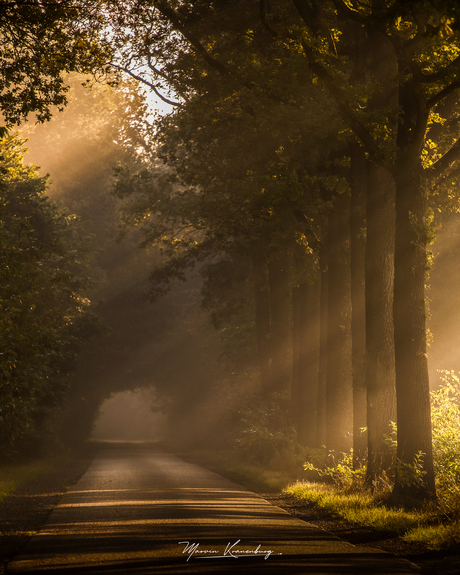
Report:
6,443,420,574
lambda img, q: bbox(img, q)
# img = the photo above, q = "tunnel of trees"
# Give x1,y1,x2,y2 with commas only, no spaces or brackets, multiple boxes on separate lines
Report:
3,0,460,505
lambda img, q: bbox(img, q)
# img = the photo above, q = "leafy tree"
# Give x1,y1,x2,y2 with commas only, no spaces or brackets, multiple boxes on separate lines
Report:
22,74,165,445
108,0,354,454
0,134,99,457
290,0,460,501
0,0,109,128
101,1,460,500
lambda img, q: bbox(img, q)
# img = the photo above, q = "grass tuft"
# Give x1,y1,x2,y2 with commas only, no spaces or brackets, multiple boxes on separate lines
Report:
403,522,460,550
0,455,69,502
284,480,460,548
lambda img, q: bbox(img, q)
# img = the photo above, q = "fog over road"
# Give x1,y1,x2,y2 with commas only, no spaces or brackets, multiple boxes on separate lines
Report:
7,444,418,574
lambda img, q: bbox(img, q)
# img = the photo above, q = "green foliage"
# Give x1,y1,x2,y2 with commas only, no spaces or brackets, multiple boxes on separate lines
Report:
301,371,460,530
0,134,100,458
396,452,429,492
304,449,367,492
0,1,109,126
0,454,69,501
235,392,306,471
431,370,460,516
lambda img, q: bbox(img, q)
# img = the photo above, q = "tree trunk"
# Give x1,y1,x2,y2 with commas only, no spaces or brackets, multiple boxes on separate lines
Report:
267,252,292,395
252,245,272,393
365,160,397,484
326,194,353,455
392,163,436,500
317,241,328,449
292,275,320,446
349,144,367,463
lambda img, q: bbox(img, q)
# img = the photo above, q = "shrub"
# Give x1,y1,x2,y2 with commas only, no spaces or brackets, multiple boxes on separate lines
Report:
235,392,306,471
431,371,460,516
304,449,367,492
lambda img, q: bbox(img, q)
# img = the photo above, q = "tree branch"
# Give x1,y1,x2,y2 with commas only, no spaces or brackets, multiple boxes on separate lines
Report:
420,54,460,83
430,165,460,194
331,0,367,24
111,64,182,107
259,0,278,38
291,0,316,30
155,1,232,76
427,80,460,110
300,37,377,157
428,137,460,180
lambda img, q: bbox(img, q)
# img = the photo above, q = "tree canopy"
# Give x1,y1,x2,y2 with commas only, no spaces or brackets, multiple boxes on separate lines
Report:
0,0,108,127
106,0,460,502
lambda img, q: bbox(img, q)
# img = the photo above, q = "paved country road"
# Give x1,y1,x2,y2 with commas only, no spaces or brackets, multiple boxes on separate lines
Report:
6,443,419,574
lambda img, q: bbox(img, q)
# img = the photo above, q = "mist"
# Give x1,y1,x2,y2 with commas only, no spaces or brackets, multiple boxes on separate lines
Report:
91,388,167,442
15,71,460,457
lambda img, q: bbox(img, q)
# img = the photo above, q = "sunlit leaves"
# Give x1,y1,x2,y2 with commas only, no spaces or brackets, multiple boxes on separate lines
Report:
0,0,110,126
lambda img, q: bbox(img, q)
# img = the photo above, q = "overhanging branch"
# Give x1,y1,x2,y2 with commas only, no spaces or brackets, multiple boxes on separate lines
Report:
427,80,460,110
111,63,182,107
428,137,460,181
300,37,377,157
155,1,232,77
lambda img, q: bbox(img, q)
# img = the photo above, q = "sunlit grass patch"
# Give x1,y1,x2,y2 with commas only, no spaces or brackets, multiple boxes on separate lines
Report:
0,455,69,502
403,521,460,550
284,481,426,535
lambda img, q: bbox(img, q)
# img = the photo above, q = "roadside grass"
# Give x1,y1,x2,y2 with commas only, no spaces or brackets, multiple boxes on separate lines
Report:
284,480,460,550
0,455,70,502
179,448,460,551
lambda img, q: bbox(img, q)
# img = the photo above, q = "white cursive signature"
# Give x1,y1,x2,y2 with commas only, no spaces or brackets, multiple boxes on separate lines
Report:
178,539,276,561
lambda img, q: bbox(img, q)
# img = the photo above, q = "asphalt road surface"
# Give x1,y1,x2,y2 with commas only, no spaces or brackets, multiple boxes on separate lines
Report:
7,443,420,574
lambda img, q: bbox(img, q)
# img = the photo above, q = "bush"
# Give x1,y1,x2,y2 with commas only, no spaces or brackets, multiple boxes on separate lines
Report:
431,371,460,516
235,392,307,472
301,372,460,507
304,449,367,492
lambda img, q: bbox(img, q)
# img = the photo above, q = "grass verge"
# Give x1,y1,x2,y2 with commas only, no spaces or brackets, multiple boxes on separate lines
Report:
0,454,70,502
177,447,460,551
284,481,460,550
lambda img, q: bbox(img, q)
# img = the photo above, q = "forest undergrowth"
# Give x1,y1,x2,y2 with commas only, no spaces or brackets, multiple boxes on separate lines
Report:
189,370,460,552
287,371,460,550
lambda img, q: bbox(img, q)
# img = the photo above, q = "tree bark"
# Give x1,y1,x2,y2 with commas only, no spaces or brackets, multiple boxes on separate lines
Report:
267,251,292,395
252,245,272,393
316,241,328,449
365,160,396,483
349,144,367,463
392,162,436,499
292,276,320,447
326,194,353,455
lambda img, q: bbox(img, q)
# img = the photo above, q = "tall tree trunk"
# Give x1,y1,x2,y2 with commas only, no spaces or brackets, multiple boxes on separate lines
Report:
392,163,436,499
358,19,398,484
326,194,353,455
267,252,292,395
317,241,328,449
349,144,367,463
252,245,271,392
292,274,320,447
365,161,396,484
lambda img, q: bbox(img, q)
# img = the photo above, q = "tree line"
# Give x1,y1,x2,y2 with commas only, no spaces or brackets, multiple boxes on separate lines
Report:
3,1,460,505
0,134,100,457
106,0,460,504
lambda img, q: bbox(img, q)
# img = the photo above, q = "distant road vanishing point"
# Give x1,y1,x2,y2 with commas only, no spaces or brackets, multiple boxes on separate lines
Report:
6,443,419,574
